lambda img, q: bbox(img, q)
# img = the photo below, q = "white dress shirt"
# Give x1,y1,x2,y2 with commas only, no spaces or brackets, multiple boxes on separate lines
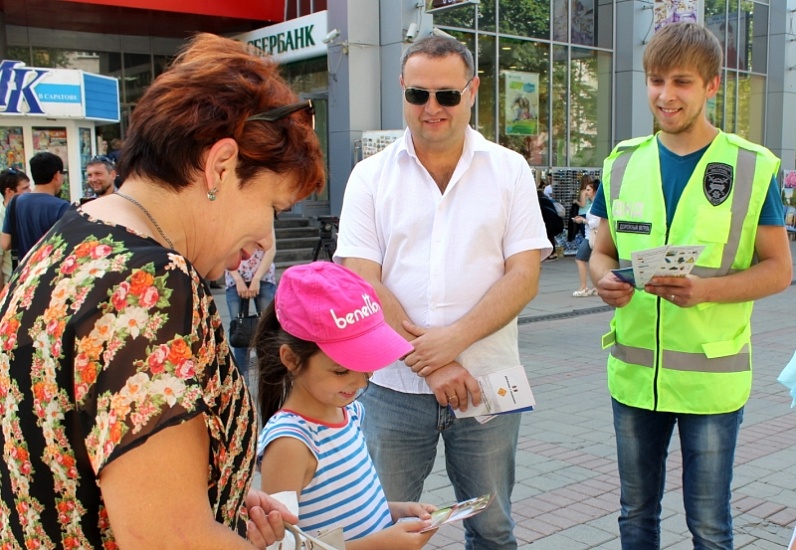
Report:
335,127,551,394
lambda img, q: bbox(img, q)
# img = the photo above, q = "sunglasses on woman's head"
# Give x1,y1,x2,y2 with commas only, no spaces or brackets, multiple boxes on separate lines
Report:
246,100,315,130
403,79,474,107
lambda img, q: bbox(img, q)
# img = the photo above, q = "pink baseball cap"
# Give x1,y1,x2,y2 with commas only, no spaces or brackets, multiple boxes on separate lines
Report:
275,262,413,372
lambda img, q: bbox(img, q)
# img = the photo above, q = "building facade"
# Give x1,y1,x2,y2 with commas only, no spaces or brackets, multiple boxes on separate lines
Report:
1,0,794,212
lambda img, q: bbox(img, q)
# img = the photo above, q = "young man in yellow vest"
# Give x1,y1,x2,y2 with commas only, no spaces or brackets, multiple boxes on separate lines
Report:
590,22,792,549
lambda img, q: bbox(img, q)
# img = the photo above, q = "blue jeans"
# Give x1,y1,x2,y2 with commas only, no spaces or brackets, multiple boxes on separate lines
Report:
359,384,520,550
225,282,275,379
612,398,743,550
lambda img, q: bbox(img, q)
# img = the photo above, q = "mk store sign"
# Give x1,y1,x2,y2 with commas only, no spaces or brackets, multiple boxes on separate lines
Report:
0,60,119,122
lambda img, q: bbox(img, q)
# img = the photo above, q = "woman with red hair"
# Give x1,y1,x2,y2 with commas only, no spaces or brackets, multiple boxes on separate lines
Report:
0,33,324,549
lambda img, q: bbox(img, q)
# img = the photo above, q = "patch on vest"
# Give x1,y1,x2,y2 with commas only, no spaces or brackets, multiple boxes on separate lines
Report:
703,162,733,206
616,221,652,234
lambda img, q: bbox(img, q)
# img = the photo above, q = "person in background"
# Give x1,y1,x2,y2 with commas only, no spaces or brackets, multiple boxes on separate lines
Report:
335,35,550,549
1,152,69,261
590,22,792,549
256,262,437,549
0,168,31,286
537,179,564,261
225,243,277,379
568,173,593,241
571,179,599,296
543,168,554,198
85,155,117,198
107,138,125,188
0,33,325,549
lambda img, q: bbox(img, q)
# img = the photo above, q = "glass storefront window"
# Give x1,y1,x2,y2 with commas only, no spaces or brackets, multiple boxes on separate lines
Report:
736,74,765,144
569,48,611,167
571,0,596,47
709,78,725,129
498,38,549,165
6,46,30,65
748,2,768,73
433,3,476,29
476,0,497,33
498,0,550,40
477,35,497,142
434,0,496,32
281,57,329,93
724,70,737,133
123,53,153,105
281,56,331,203
594,0,614,50
154,55,172,79
553,0,569,42
552,45,568,166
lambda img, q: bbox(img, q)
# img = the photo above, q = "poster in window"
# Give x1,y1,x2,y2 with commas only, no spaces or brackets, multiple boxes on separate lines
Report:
783,171,796,213
654,0,698,32
33,127,69,195
504,71,539,136
79,127,92,197
0,127,25,171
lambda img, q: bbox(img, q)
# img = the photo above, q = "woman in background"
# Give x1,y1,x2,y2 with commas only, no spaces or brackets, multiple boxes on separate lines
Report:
0,33,324,549
226,244,277,380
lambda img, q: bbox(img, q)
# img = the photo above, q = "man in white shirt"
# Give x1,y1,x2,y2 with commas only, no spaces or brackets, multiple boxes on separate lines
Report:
334,35,551,549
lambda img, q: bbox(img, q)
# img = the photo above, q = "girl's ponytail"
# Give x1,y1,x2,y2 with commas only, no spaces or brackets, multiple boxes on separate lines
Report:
254,301,319,424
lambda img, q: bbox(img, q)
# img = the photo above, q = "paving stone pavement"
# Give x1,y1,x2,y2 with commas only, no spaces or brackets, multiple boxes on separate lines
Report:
217,240,796,549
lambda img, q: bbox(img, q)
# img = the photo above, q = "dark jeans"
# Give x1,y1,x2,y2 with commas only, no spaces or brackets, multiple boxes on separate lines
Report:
612,398,742,549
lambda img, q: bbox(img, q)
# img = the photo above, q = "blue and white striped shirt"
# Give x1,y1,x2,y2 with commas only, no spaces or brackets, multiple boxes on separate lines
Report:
257,401,392,540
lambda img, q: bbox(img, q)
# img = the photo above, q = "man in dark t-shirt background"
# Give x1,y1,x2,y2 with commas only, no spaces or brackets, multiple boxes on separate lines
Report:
1,152,70,262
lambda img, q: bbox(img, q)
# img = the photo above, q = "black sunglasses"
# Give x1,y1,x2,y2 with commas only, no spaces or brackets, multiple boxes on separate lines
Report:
246,100,315,129
403,79,474,107
89,155,115,166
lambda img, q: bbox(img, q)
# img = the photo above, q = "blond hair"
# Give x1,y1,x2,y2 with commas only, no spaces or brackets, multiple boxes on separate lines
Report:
643,22,723,84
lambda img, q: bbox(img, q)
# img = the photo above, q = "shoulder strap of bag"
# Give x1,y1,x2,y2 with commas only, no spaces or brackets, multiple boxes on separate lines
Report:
238,298,250,319
6,194,18,247
6,195,19,269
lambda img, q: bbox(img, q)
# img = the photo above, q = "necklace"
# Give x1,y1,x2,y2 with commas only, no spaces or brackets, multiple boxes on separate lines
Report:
115,192,175,249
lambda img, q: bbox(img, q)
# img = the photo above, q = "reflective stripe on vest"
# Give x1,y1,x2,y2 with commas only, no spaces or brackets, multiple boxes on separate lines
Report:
612,342,750,373
609,146,757,277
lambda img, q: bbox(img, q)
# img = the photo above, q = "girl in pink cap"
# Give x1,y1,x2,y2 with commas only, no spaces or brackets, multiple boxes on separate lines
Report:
255,262,437,549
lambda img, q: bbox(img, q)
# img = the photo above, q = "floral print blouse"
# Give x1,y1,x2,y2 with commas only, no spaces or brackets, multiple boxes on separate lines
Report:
0,208,257,548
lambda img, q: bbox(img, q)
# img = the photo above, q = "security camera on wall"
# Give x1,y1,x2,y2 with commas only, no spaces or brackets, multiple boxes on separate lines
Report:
322,29,341,44
405,23,419,42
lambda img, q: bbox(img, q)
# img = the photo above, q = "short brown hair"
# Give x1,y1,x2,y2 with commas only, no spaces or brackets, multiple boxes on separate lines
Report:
643,22,723,84
118,33,324,200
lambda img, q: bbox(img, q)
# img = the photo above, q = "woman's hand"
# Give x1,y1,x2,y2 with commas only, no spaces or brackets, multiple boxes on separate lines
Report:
248,278,261,299
245,489,299,549
235,279,250,298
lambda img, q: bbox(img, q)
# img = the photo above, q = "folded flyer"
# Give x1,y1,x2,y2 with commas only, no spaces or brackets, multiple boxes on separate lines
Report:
453,365,535,420
612,244,704,288
419,493,495,533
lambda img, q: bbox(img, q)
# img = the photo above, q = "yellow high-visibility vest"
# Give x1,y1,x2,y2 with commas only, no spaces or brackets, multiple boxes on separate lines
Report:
600,131,779,413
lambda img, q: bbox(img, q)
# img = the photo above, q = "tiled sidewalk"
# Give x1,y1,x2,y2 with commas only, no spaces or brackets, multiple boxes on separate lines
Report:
420,246,796,549
221,240,796,549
